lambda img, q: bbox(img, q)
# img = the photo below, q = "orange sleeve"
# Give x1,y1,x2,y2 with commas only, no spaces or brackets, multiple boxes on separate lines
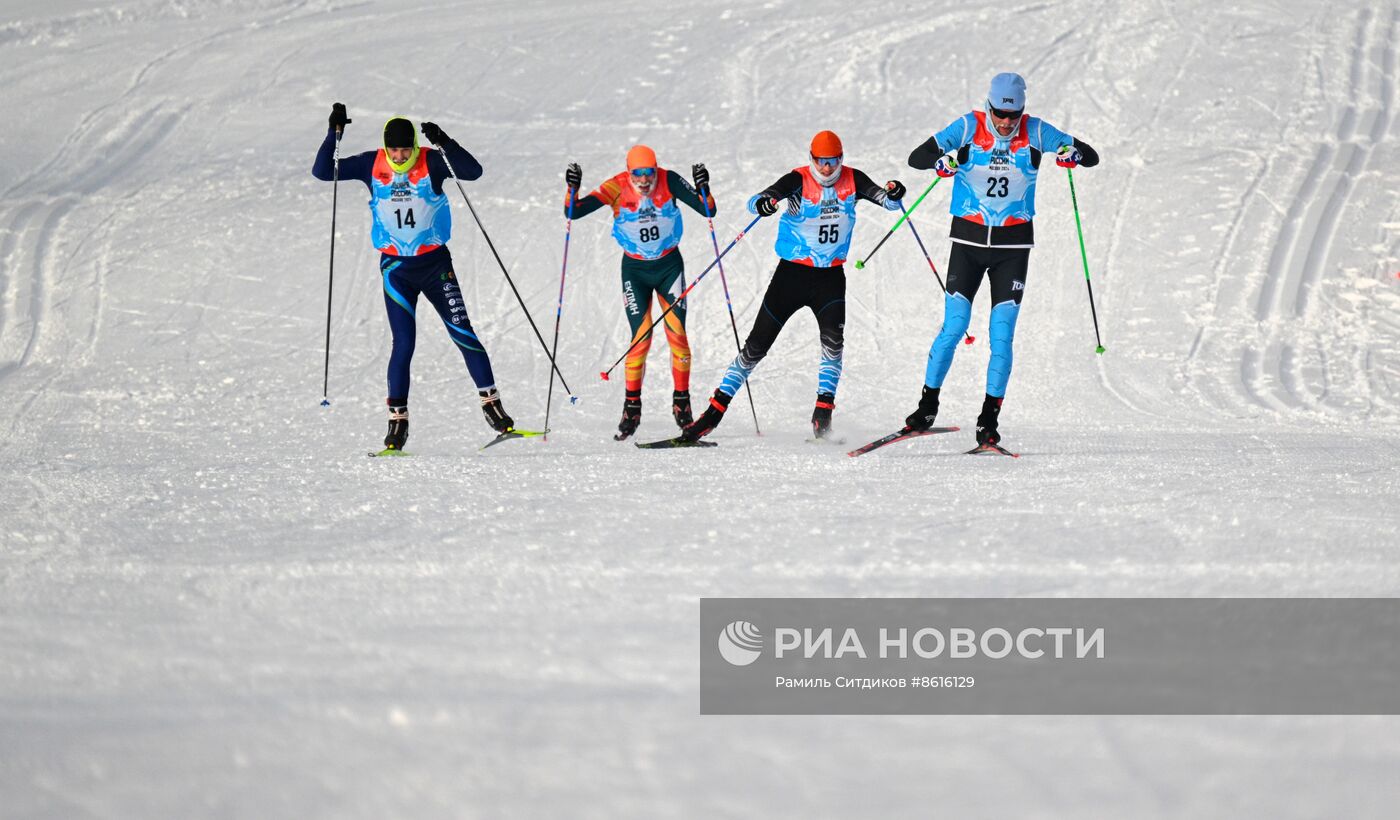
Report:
591,176,625,211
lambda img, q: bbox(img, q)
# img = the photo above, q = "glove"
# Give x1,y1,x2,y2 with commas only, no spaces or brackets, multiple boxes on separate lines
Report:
1056,145,1082,168
691,163,710,192
885,180,906,201
329,103,350,130
934,153,959,178
755,196,779,217
565,163,582,191
420,121,447,145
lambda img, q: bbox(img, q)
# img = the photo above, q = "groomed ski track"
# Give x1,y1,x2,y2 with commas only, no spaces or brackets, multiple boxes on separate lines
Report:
1,0,1398,817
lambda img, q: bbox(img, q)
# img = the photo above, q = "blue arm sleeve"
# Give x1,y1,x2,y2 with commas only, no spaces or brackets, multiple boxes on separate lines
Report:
1033,119,1100,167
427,139,483,193
312,127,374,186
1030,118,1074,154
931,113,977,154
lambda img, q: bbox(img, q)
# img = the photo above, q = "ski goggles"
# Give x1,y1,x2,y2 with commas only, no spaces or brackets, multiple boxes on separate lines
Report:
811,155,842,166
630,167,657,178
988,105,1024,120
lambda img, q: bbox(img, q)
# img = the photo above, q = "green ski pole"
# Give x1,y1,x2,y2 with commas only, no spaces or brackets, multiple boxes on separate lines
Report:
1066,167,1106,354
855,176,941,269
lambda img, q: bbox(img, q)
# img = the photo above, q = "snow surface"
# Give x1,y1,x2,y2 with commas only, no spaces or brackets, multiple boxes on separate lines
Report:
2,0,1399,817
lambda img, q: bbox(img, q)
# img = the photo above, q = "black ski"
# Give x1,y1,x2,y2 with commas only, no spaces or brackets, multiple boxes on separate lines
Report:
966,442,1020,458
635,436,718,449
846,426,961,457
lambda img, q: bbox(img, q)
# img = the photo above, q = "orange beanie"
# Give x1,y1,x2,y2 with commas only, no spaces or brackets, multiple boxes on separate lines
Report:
626,144,658,171
810,130,843,157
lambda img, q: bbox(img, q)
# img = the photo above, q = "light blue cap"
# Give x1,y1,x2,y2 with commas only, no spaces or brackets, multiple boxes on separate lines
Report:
987,72,1026,110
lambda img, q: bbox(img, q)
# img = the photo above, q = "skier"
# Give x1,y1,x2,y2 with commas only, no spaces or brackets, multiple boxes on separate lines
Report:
901,73,1099,452
681,130,905,441
312,104,515,453
564,147,716,440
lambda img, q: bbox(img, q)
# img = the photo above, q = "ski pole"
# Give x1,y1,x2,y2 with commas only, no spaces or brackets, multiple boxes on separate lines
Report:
698,179,761,435
320,125,343,407
854,176,941,270
900,201,974,347
1066,167,1106,354
601,213,763,381
435,143,579,396
543,184,578,440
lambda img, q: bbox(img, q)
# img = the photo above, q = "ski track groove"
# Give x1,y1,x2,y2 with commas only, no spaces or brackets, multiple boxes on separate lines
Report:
0,2,295,409
1359,8,1400,416
1244,12,1343,412
5,200,68,376
1360,8,1400,411
0,198,27,360
1274,17,1370,410
1179,153,1272,411
0,24,197,432
0,3,265,201
0,204,41,380
1095,0,1180,421
5,199,73,434
1259,8,1392,416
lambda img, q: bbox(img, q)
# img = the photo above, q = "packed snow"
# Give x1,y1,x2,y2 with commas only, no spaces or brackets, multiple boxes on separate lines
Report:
2,0,1398,817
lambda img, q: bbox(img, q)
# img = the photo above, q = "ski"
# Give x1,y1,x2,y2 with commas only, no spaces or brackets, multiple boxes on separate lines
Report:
846,426,961,457
806,436,848,445
966,442,1020,458
635,436,718,449
481,429,548,450
368,448,411,458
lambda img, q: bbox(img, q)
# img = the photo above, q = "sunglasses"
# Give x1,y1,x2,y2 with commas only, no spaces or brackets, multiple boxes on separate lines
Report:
812,155,842,165
989,106,1023,120
631,167,657,178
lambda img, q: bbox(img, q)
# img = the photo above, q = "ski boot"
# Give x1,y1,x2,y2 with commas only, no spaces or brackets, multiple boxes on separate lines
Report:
615,390,642,441
384,404,409,452
974,393,1003,446
903,386,941,432
671,390,694,429
480,388,514,433
681,389,730,441
811,392,836,439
